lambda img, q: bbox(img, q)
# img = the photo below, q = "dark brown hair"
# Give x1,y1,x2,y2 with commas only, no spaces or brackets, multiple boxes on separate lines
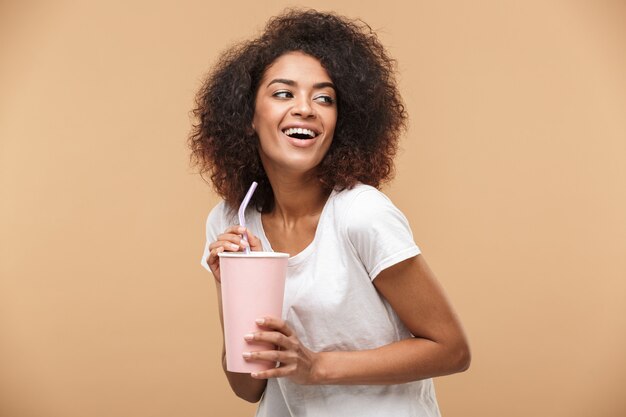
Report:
189,8,407,211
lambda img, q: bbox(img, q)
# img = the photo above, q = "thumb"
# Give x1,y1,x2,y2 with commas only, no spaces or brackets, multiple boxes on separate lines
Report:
245,229,263,252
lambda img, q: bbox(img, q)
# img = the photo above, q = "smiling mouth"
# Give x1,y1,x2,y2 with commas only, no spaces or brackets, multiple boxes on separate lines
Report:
282,127,319,140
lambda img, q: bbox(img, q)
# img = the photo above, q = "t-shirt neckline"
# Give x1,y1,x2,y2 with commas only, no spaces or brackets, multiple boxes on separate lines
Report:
252,189,336,267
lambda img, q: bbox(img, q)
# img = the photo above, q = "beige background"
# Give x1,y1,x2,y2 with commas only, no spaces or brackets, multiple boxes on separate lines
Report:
1,1,625,416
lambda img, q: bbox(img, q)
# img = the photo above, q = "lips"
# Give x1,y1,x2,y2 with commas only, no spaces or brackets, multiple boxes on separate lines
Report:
281,125,320,140
280,128,322,148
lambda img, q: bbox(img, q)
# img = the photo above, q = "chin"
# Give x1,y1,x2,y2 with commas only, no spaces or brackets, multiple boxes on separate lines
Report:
260,148,327,176
276,157,322,174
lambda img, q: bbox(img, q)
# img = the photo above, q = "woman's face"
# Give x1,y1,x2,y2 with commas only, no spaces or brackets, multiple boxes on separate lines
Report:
252,51,337,177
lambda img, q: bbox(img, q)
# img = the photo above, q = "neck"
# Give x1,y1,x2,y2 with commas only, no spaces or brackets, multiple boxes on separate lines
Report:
264,168,330,224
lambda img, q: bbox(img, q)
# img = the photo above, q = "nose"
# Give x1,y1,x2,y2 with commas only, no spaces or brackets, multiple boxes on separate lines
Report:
290,97,316,118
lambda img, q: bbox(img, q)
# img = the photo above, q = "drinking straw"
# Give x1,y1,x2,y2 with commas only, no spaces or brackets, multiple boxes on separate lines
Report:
238,181,258,254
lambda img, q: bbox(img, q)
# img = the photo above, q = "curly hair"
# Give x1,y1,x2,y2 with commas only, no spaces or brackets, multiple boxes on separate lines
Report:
189,8,407,212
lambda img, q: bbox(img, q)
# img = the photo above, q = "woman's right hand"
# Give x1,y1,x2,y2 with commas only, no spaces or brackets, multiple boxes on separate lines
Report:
207,226,263,282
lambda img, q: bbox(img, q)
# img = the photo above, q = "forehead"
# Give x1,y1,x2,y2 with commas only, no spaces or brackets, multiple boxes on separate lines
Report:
260,52,332,84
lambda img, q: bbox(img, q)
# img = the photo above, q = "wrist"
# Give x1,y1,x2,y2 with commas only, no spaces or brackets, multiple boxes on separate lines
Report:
311,351,331,385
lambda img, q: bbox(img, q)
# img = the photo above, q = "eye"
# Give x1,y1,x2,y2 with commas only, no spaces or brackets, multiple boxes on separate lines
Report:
314,95,335,105
272,90,293,99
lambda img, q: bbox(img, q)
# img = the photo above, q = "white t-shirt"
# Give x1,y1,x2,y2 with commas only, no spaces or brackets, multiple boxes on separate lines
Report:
201,184,441,417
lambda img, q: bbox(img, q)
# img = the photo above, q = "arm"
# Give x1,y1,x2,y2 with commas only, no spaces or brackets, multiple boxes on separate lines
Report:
315,254,470,384
245,254,470,385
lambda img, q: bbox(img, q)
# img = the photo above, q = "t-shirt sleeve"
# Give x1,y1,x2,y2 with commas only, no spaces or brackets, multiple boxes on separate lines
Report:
345,189,421,280
200,201,229,272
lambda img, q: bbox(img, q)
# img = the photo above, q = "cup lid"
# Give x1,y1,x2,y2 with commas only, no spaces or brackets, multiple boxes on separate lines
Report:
217,251,289,258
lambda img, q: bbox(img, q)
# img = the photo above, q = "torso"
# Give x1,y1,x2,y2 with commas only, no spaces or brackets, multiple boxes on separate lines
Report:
203,184,440,416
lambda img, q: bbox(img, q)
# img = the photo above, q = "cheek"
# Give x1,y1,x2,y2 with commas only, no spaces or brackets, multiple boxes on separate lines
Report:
253,107,279,134
323,108,338,130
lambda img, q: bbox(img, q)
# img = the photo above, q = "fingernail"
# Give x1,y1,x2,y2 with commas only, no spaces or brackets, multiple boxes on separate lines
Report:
244,333,254,341
242,352,251,359
238,227,246,233
229,243,239,250
255,318,265,325
240,240,248,247
251,372,258,377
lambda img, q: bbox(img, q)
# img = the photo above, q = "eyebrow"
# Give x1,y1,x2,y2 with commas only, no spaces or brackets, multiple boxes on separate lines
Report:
266,78,336,90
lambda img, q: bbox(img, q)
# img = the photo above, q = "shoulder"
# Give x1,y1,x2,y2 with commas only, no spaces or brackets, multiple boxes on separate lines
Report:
333,183,392,213
332,184,419,280
333,184,402,226
206,200,228,224
204,200,237,239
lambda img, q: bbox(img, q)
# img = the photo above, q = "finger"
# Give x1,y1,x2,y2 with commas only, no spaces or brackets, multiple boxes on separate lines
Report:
256,317,294,337
243,229,263,251
207,247,224,281
211,234,248,249
209,239,245,252
215,232,248,246
243,349,296,364
208,246,224,265
245,331,297,351
251,364,296,379
223,225,250,246
223,225,246,234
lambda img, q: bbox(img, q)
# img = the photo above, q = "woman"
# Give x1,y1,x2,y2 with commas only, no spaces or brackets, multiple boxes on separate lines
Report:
190,9,470,417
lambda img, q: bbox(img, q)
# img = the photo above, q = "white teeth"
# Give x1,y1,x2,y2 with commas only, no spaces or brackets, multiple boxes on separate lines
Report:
283,127,317,138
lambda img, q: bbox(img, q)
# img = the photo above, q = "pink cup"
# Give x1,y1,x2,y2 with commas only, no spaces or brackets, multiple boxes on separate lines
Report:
218,251,289,373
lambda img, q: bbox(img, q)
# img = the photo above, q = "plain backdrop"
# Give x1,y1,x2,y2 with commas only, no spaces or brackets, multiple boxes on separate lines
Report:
1,1,625,416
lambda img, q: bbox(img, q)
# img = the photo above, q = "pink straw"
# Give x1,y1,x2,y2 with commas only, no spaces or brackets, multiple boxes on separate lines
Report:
238,181,258,254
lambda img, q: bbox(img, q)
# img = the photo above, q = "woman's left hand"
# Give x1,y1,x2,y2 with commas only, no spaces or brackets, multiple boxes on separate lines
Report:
243,317,321,385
